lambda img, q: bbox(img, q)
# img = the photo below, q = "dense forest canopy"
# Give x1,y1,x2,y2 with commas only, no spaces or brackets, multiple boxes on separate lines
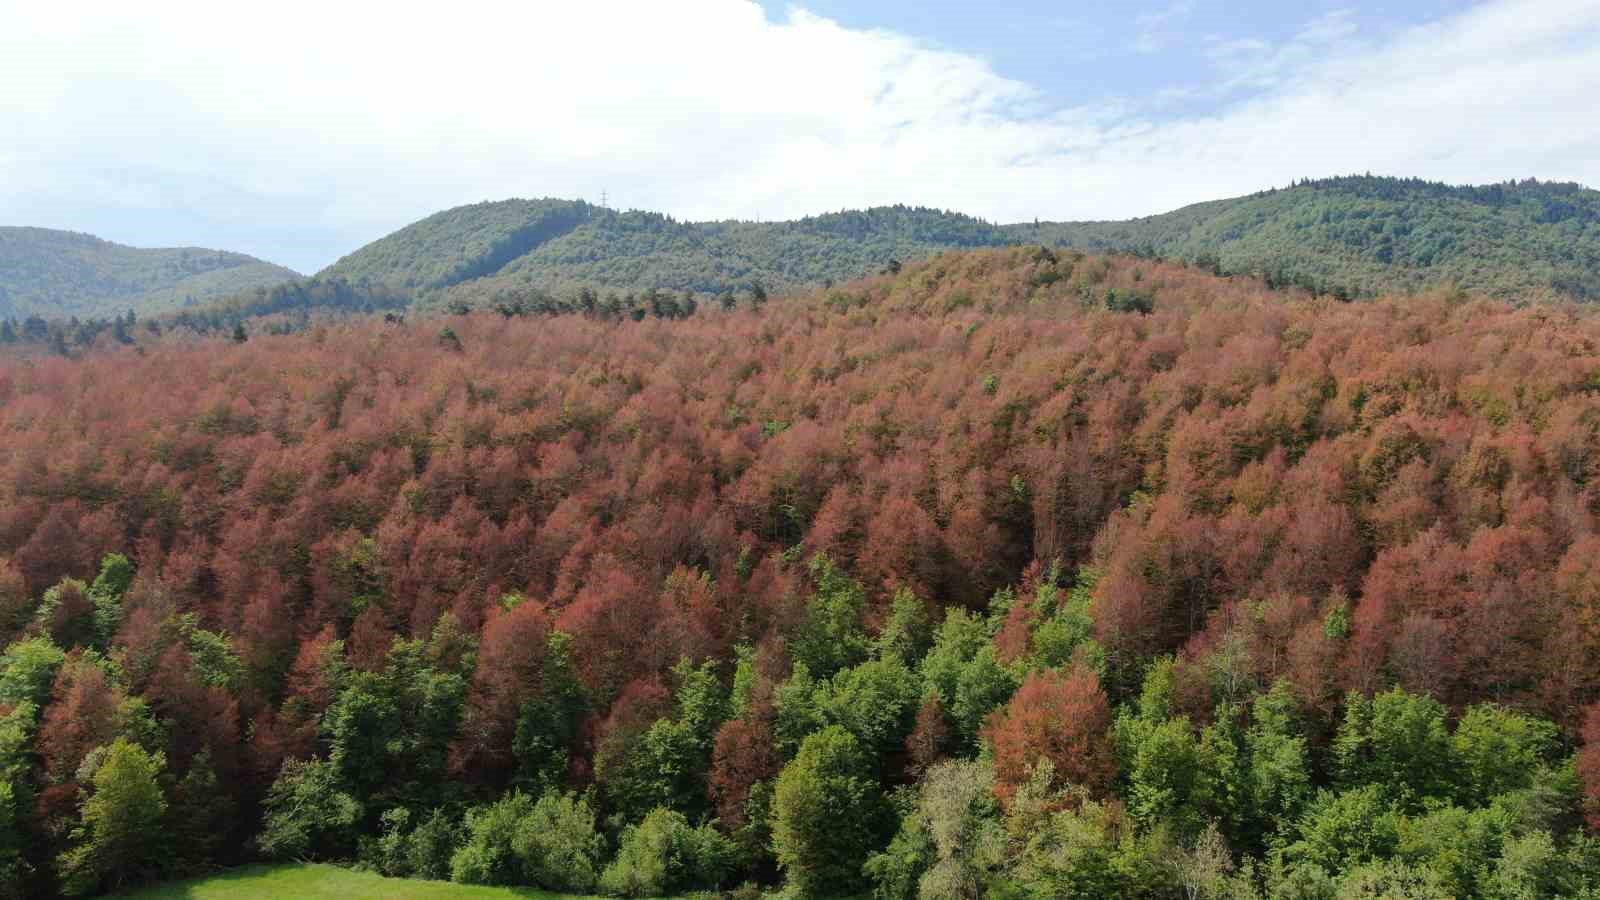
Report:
0,228,299,320
3,247,1600,897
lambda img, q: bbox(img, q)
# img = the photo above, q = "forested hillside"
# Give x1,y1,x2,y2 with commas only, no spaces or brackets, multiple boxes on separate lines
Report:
320,200,1017,310
10,177,1596,329
4,247,1600,897
0,228,298,319
313,177,1600,317
1035,176,1600,301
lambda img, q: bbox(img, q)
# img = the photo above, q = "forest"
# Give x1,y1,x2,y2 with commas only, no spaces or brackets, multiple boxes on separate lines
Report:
1033,177,1600,302
2,246,1600,898
8,177,1597,336
318,177,1600,319
0,228,298,321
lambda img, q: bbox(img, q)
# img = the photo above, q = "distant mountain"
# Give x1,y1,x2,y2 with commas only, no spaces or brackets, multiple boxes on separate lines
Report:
315,177,1600,311
318,199,1017,310
1030,176,1600,300
0,227,299,319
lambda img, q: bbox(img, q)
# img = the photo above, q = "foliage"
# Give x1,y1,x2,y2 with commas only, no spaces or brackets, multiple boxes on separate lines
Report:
2,245,1600,896
313,178,1600,324
322,638,466,811
109,862,591,898
449,789,603,893
1031,175,1600,300
169,752,236,874
258,759,362,861
0,226,297,319
987,665,1116,803
921,608,1018,753
0,636,66,706
598,806,739,896
365,807,458,881
790,555,870,679
771,725,890,896
868,758,1007,900
1332,689,1454,807
57,738,169,895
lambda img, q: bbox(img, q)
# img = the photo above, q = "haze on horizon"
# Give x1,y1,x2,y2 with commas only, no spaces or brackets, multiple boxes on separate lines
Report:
2,0,1598,273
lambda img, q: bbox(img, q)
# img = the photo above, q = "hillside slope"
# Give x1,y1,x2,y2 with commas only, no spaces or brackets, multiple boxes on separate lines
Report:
321,201,1014,309
4,247,1600,896
1030,176,1600,300
0,227,299,319
314,177,1600,312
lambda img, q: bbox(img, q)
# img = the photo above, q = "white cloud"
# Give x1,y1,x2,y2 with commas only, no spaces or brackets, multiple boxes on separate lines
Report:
1,0,1598,272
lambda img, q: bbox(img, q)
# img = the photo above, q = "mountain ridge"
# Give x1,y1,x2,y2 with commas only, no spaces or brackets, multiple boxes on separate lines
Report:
8,175,1597,326
0,226,299,319
318,176,1600,310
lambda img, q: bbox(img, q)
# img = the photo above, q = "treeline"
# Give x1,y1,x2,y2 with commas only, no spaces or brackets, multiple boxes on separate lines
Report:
2,247,1600,897
164,276,410,332
0,312,140,356
0,277,412,356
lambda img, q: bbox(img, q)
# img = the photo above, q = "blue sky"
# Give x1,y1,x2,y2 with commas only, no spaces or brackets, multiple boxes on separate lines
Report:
2,0,1597,273
760,1,1465,114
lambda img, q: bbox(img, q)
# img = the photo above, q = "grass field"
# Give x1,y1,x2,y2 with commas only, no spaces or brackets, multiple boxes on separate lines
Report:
110,863,596,899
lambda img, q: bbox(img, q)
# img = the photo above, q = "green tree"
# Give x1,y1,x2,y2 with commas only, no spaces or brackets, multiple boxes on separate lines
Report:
1333,858,1453,899
865,806,936,900
57,738,168,896
1024,573,1101,672
323,638,465,809
920,608,1017,752
1001,762,1168,899
1121,713,1214,839
367,806,459,879
819,654,923,760
449,792,534,886
915,759,1007,899
790,555,869,679
599,806,739,897
1333,689,1454,807
1243,684,1314,842
0,704,35,900
169,751,235,874
598,658,729,824
257,758,362,860
508,630,586,791
185,627,243,690
0,637,65,706
876,588,935,663
1202,683,1314,853
601,717,703,825
1450,704,1559,806
450,789,603,892
1286,785,1402,873
774,661,827,758
1393,804,1514,897
405,809,459,881
88,553,134,645
771,725,889,896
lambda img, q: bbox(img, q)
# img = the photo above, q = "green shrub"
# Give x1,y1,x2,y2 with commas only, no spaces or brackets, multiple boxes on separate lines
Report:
451,789,603,892
599,806,739,897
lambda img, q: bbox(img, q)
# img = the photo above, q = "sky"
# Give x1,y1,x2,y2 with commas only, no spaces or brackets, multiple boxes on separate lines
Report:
2,0,1598,274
